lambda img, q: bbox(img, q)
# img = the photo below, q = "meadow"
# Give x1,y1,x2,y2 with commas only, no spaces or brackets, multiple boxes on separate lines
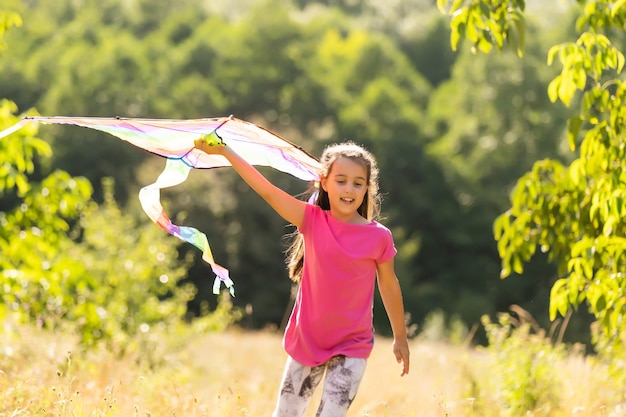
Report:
1,323,624,417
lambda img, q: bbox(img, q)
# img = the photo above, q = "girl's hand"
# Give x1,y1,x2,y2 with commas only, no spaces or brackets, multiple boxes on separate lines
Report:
194,137,225,155
393,338,410,377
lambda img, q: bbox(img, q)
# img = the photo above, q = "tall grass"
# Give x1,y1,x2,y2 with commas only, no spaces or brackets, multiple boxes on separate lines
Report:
1,323,624,417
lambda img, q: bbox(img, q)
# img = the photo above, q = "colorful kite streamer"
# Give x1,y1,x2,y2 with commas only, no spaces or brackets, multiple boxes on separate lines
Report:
0,115,321,295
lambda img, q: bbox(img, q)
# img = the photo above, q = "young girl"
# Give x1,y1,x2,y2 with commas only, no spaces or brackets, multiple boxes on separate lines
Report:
194,138,410,417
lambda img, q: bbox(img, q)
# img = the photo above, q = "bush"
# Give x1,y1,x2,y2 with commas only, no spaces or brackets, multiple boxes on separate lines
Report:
1,102,241,358
477,307,565,417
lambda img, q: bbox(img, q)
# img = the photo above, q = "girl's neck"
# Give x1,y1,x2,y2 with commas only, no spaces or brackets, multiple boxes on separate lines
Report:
329,209,369,225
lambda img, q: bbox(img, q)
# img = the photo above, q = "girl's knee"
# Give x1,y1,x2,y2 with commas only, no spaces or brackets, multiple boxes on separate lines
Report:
316,356,367,417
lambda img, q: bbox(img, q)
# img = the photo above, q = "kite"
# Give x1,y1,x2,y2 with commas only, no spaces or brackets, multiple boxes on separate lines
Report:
0,115,321,295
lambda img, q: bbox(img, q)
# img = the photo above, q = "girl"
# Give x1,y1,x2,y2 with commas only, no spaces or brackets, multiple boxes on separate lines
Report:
194,138,410,417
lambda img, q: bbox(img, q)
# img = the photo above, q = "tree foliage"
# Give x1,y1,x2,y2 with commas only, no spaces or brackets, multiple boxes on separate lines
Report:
440,0,626,371
437,0,527,56
2,0,601,345
0,8,239,351
0,100,241,351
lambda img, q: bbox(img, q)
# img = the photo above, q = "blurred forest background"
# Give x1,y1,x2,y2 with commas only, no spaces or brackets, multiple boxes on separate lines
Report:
0,0,592,344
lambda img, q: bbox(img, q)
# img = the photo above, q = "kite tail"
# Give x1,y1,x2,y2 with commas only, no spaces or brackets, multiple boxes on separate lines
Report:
139,158,235,296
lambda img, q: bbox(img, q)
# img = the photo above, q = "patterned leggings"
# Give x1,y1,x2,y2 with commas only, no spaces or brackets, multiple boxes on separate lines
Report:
272,355,367,417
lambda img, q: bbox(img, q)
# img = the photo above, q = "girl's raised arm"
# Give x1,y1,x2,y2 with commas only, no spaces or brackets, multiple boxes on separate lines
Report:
194,140,308,228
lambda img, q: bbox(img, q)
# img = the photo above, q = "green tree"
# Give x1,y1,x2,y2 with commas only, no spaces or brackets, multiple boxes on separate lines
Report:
0,6,239,352
4,0,580,338
440,0,625,385
0,103,239,352
0,101,92,333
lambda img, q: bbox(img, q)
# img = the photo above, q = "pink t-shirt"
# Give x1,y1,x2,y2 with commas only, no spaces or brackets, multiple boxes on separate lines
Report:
283,204,397,366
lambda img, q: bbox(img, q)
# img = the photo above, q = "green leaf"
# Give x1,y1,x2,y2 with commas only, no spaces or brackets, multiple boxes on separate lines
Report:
549,278,569,320
450,8,469,50
547,77,560,103
547,45,561,66
436,0,447,14
567,116,583,151
500,266,511,279
512,11,526,57
451,0,465,14
603,215,617,236
493,213,510,240
558,76,577,106
617,51,625,73
500,253,512,278
466,11,479,42
478,35,493,53
612,0,626,17
512,253,524,274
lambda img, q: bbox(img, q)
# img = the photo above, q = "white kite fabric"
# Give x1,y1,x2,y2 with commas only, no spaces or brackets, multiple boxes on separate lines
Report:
0,115,321,295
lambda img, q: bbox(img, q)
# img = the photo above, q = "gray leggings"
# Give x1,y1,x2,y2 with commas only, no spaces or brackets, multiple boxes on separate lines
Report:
272,355,367,417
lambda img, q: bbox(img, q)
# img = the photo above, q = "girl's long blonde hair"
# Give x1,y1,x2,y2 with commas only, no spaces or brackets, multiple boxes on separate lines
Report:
285,141,381,282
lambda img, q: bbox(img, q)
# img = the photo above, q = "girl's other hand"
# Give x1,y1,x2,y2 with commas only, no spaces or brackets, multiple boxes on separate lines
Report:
393,338,410,376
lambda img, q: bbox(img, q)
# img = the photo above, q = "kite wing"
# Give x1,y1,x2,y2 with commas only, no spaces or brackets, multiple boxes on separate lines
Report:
0,115,321,295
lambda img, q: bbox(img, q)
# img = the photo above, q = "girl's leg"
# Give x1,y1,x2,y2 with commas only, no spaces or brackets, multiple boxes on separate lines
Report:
315,356,367,417
272,355,325,417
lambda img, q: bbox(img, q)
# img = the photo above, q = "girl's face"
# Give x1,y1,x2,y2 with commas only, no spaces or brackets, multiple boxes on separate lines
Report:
320,156,368,223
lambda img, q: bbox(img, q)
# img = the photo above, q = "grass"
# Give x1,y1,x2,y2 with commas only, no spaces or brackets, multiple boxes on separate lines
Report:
1,324,624,417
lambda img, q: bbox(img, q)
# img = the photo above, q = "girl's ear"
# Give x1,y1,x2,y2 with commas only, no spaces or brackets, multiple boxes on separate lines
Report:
319,175,328,191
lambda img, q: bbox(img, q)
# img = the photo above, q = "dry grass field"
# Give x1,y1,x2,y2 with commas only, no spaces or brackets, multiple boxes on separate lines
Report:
185,330,475,417
1,324,624,417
